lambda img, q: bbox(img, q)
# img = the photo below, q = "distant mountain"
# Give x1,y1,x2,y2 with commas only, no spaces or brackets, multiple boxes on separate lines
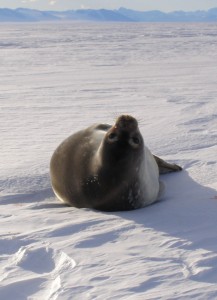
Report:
0,8,132,22
118,7,217,22
0,8,58,22
0,7,217,22
52,9,132,22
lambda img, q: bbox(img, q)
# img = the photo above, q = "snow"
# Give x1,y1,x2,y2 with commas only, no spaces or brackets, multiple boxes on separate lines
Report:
0,22,217,299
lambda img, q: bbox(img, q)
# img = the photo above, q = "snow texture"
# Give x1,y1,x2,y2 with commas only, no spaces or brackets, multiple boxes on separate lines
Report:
0,22,217,299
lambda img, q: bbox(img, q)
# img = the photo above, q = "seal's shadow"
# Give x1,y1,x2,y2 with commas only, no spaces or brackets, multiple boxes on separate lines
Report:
116,170,217,253
112,171,217,284
0,188,54,205
0,183,67,209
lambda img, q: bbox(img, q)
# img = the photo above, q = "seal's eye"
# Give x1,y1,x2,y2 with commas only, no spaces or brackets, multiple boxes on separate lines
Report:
108,133,118,142
129,136,140,148
132,137,140,145
109,133,116,139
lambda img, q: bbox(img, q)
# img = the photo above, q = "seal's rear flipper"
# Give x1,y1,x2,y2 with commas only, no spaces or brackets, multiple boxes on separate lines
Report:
154,155,182,175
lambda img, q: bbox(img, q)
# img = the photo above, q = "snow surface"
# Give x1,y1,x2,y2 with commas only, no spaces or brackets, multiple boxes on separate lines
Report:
0,22,217,299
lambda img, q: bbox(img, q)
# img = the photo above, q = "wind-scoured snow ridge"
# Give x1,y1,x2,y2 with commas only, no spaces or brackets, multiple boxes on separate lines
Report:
0,23,217,299
1,7,217,22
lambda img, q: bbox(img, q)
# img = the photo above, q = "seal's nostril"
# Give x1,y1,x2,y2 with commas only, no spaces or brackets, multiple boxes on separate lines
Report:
115,115,138,131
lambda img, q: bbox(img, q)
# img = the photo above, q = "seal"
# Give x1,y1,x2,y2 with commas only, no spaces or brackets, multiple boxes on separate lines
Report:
50,115,182,211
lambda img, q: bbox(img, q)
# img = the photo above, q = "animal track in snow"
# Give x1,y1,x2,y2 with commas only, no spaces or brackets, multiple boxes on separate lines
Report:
0,245,76,300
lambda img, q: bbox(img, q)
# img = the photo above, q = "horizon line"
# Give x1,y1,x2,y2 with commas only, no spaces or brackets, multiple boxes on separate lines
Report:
1,7,217,13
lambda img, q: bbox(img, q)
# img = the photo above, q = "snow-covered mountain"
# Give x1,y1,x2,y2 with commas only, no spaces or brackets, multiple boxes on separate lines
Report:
118,7,217,22
1,7,217,22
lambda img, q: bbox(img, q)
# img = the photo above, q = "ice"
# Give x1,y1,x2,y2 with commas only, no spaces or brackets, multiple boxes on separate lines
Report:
0,22,217,299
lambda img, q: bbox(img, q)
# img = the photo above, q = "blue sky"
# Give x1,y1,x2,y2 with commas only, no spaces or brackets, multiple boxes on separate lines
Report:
1,0,217,12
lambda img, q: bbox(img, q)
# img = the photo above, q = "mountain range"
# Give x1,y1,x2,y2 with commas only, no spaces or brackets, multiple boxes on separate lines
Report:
1,7,217,22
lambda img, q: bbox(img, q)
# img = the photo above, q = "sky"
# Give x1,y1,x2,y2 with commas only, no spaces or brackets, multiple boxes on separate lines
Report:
1,0,217,12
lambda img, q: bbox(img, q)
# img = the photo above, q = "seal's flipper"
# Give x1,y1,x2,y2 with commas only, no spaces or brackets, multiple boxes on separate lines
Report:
154,155,182,174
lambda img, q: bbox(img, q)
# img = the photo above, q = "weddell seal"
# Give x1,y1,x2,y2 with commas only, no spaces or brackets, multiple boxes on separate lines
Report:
50,115,182,211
